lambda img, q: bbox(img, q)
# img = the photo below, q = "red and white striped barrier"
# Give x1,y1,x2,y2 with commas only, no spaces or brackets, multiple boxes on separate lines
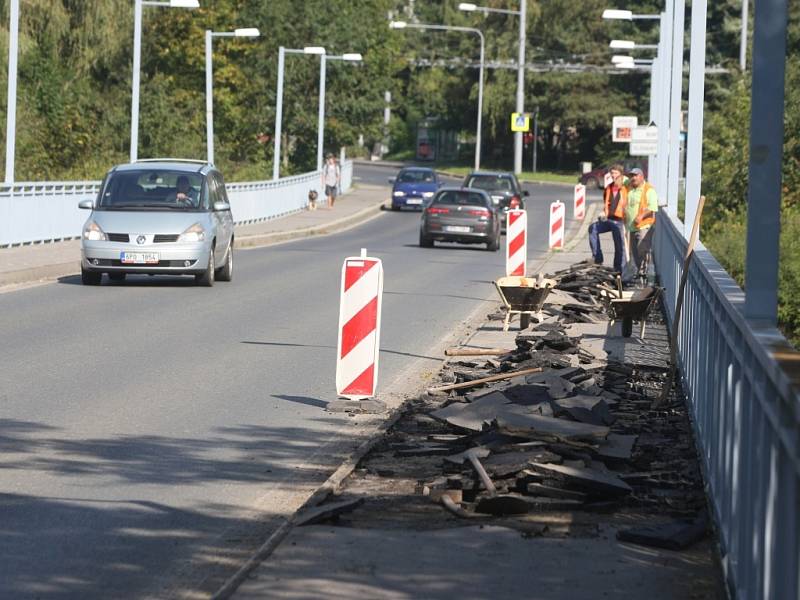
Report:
549,201,565,250
505,209,527,277
336,249,383,399
573,184,586,220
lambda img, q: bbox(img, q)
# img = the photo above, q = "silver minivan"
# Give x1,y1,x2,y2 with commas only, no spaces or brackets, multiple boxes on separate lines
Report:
79,160,234,286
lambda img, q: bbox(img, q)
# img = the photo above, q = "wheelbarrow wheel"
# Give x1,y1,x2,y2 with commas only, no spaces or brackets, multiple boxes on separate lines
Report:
622,316,633,337
519,313,531,330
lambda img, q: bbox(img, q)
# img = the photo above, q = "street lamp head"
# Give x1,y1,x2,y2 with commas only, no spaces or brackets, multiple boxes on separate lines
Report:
602,9,633,20
617,62,636,69
389,21,407,29
169,0,200,7
303,46,326,55
611,55,634,63
609,40,635,50
342,53,363,61
234,28,260,37
459,3,478,11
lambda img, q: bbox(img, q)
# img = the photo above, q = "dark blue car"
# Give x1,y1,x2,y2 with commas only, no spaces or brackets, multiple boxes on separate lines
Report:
389,167,441,210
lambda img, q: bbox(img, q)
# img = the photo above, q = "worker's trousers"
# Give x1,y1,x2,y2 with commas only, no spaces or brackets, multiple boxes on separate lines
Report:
588,218,627,273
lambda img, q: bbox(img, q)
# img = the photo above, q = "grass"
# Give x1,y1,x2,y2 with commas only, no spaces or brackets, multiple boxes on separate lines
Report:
430,164,578,184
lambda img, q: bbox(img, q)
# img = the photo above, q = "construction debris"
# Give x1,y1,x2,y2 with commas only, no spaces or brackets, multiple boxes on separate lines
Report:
312,260,712,562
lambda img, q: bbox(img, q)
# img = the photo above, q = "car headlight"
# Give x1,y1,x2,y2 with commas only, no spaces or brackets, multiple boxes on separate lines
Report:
178,223,206,243
422,192,434,198
393,191,406,197
83,220,107,241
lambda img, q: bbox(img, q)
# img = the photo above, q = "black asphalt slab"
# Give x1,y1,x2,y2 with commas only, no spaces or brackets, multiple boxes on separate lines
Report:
0,164,597,598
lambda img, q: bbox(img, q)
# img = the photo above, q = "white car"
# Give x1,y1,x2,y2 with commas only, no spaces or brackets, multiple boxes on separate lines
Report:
79,160,235,286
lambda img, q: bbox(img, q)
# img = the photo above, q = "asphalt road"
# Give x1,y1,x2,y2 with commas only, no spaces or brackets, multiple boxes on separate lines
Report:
0,164,594,598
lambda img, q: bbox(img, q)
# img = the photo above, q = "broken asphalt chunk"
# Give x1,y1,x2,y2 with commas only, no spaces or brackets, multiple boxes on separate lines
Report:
528,462,632,497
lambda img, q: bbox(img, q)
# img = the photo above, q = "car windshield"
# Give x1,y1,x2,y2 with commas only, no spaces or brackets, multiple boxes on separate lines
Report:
98,170,206,210
398,170,435,183
433,191,488,207
465,175,513,192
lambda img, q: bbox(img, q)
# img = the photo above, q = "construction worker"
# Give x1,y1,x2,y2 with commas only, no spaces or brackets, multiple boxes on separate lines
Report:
588,164,628,274
624,167,658,279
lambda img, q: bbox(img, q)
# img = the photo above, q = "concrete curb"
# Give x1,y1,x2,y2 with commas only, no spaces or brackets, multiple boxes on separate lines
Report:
0,260,80,290
236,202,384,250
0,198,385,292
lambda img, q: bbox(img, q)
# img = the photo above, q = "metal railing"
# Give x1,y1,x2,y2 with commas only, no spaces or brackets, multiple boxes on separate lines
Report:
0,160,353,247
653,211,800,600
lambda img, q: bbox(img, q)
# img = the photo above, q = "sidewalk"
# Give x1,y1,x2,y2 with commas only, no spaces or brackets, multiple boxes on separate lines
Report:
227,219,724,599
0,185,385,290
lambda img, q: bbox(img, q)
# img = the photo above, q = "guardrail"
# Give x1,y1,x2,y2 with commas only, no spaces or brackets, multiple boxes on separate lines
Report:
0,160,353,247
653,211,800,600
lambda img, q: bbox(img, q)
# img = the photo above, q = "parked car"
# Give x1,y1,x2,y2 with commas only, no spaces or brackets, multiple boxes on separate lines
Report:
419,187,500,251
579,161,648,189
79,159,235,286
462,171,528,230
389,167,441,210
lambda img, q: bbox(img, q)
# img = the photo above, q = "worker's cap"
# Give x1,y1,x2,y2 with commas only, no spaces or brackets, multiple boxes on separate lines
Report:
627,167,644,177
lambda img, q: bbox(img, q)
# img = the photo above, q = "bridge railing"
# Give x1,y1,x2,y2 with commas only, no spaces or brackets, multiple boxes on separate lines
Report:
654,211,800,600
0,160,353,247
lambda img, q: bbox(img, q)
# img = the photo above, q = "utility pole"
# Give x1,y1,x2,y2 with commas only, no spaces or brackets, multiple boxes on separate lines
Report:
740,0,749,71
5,0,19,184
513,0,526,175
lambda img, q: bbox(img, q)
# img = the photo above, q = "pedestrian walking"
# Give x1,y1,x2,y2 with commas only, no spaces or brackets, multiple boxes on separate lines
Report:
588,164,628,274
624,167,658,280
321,153,340,209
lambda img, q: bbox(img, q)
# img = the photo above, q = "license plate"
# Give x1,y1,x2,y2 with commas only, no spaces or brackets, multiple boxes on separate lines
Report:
406,198,423,205
445,225,471,233
120,252,159,264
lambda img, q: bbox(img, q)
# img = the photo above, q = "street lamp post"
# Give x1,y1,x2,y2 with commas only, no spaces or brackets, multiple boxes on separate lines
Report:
205,28,260,165
459,2,525,175
317,53,362,171
273,46,325,180
390,21,485,170
5,0,19,184
131,0,199,164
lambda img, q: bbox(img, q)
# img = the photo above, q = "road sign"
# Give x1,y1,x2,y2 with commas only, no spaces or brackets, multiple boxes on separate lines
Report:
549,201,565,250
612,116,638,142
506,209,527,276
511,113,530,132
573,184,586,220
631,125,658,143
630,141,658,156
336,249,383,399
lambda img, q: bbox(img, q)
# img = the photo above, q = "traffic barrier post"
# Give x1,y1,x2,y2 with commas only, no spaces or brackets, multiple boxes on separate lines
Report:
336,248,383,399
573,184,586,220
549,201,565,250
506,209,527,276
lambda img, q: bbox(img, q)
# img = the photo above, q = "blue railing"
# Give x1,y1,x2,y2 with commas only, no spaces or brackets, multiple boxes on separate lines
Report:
654,210,800,600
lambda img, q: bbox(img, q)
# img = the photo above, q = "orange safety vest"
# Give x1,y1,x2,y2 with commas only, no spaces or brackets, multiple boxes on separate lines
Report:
634,182,656,228
603,184,628,220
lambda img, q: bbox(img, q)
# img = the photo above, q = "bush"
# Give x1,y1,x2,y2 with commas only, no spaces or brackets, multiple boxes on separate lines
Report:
703,207,800,347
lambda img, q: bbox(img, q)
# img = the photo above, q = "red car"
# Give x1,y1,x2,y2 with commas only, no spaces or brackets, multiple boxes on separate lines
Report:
579,161,648,189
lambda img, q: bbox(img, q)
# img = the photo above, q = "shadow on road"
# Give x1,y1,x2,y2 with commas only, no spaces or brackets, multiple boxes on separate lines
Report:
0,416,352,598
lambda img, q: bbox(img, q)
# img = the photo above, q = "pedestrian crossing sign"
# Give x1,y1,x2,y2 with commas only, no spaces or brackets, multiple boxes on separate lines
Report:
511,113,530,132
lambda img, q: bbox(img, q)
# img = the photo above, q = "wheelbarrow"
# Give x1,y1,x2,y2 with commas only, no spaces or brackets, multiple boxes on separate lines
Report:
494,275,556,331
599,285,663,338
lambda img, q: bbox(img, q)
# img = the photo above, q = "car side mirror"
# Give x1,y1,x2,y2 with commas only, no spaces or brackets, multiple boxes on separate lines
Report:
522,190,530,197
388,177,396,184
78,200,93,210
213,201,231,212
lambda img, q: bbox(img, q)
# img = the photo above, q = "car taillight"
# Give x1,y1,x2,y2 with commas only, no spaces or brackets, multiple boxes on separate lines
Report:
427,206,449,214
509,196,521,209
468,208,490,217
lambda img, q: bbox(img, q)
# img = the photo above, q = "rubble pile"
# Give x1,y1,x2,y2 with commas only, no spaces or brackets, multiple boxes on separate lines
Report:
326,261,710,551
